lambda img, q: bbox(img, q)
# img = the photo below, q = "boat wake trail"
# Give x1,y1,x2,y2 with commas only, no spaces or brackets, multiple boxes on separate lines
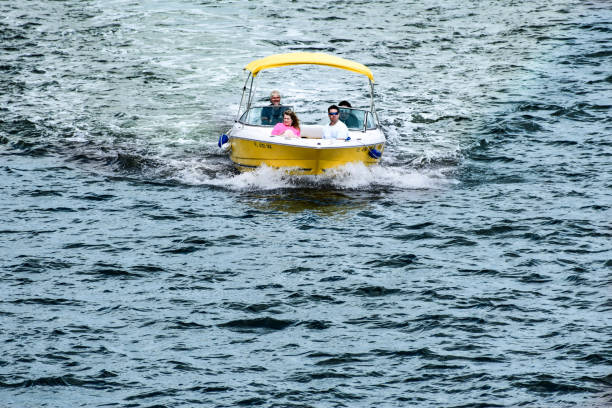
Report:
178,160,456,192
1,121,455,193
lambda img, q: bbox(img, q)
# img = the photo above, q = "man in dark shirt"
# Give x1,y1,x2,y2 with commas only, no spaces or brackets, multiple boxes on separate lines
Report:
261,90,284,125
338,100,361,129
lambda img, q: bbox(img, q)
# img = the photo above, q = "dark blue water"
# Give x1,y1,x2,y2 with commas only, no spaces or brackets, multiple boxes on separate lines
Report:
1,1,611,407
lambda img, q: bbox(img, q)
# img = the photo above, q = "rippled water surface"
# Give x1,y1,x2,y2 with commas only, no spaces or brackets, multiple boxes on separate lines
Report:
1,1,611,407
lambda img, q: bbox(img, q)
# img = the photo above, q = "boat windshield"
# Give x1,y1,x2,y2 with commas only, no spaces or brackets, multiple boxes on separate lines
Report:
239,106,294,126
339,107,378,130
239,106,378,130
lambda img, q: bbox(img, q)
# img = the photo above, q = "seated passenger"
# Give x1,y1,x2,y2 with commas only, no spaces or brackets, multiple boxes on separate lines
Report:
338,100,361,129
271,110,301,138
261,90,284,125
323,104,348,140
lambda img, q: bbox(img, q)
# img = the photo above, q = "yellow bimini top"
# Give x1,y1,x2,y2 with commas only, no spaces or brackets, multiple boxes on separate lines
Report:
244,52,374,82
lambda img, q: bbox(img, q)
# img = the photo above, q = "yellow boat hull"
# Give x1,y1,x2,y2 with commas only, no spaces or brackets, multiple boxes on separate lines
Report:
229,136,384,175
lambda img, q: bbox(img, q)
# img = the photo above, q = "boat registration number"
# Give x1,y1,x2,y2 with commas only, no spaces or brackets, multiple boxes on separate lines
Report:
254,142,272,149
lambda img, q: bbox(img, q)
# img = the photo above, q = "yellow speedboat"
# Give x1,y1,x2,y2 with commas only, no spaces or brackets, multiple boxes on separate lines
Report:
219,52,385,175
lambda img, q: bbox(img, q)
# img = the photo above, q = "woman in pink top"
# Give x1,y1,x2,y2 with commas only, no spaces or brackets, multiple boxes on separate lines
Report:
271,110,301,137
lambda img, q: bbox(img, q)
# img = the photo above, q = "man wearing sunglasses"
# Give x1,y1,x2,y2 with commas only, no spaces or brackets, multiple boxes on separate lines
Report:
322,104,349,140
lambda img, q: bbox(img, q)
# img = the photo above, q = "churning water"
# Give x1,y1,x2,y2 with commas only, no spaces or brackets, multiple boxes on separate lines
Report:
1,1,610,407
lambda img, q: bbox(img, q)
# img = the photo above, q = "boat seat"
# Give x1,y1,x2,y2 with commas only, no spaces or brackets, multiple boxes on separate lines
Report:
300,125,324,139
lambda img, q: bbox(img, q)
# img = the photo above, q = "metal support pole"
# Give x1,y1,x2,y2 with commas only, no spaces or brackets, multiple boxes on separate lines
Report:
236,72,252,122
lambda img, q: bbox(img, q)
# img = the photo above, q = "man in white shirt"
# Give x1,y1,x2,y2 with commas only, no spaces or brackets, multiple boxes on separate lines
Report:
322,104,349,140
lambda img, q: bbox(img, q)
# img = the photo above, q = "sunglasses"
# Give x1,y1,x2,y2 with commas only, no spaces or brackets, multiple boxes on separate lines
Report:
328,112,339,115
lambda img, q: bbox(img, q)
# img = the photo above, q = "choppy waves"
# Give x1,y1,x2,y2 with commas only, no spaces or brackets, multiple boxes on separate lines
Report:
1,1,611,407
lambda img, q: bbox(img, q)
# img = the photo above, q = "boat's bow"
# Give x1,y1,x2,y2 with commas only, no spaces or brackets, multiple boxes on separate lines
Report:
228,123,384,175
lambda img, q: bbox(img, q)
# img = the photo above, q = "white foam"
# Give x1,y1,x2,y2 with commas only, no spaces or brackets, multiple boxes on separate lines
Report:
326,162,452,190
211,165,294,191
174,160,455,192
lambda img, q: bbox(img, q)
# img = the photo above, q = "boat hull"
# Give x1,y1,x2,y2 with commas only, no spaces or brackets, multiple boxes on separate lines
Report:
228,125,384,175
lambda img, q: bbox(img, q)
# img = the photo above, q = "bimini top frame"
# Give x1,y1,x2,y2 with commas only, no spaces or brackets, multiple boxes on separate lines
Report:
235,52,377,122
245,52,374,81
